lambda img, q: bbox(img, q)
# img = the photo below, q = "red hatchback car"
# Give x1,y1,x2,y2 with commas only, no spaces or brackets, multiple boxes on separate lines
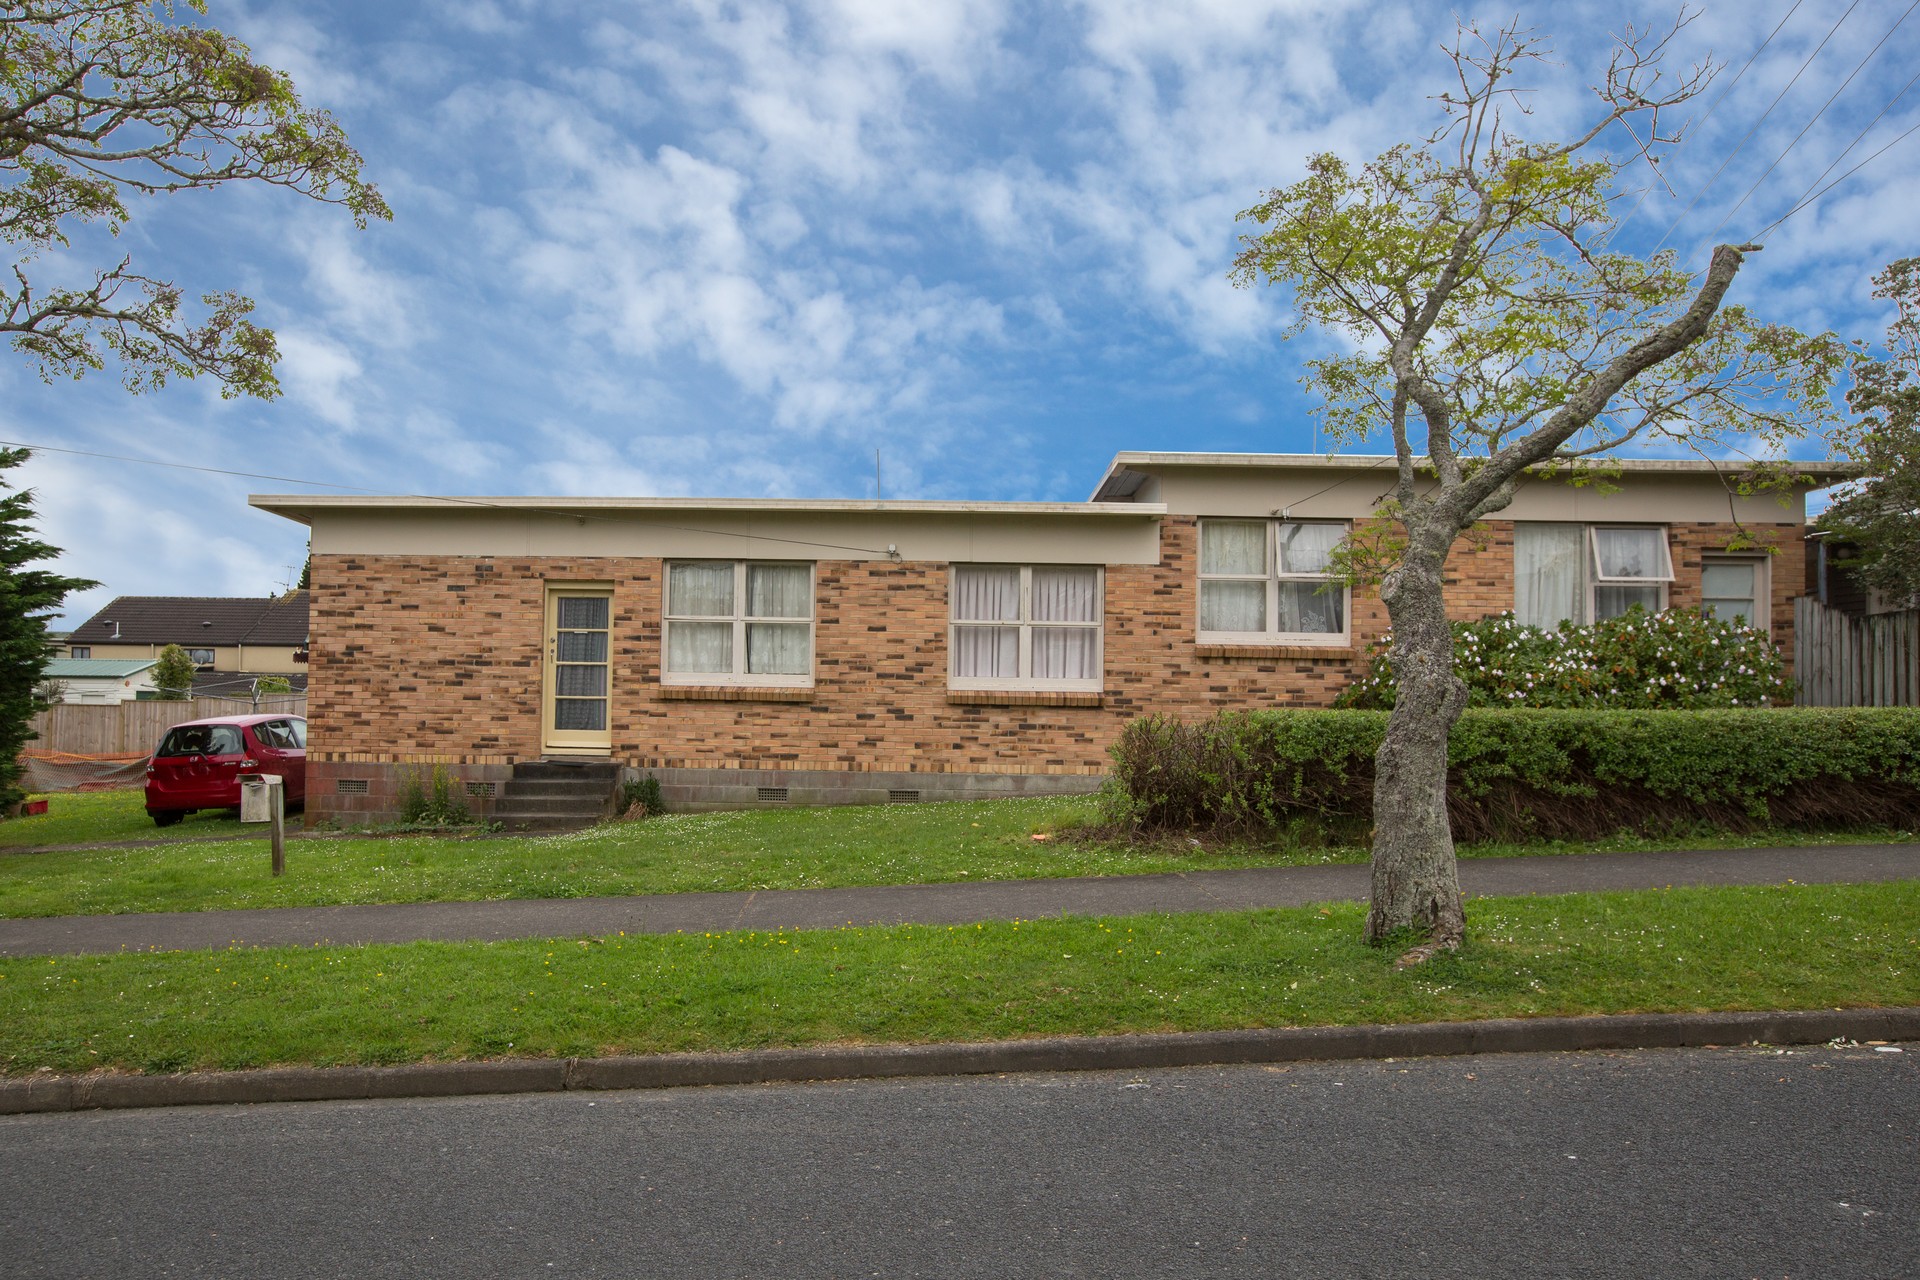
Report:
144,714,307,826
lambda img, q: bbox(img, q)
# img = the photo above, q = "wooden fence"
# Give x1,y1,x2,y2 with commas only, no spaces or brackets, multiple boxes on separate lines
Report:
29,696,309,758
1793,596,1920,707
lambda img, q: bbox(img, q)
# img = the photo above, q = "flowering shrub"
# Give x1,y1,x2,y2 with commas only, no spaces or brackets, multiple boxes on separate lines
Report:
1336,608,1793,709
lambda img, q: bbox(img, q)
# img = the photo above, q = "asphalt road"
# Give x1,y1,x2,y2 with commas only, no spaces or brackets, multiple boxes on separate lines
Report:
3,1044,1915,1278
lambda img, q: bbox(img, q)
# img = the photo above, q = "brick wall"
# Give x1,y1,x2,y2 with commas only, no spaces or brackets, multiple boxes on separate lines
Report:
306,516,1806,820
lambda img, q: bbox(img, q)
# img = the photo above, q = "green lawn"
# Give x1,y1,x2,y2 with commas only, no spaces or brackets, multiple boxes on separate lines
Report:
0,790,251,847
3,881,1914,1076
1,788,1912,920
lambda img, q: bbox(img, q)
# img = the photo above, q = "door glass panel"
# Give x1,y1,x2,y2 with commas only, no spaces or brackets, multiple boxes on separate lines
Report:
557,597,608,630
553,699,606,731
557,631,608,663
556,665,607,696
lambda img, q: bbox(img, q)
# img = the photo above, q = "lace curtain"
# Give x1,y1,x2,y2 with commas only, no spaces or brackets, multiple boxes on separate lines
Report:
952,566,1098,680
1514,524,1583,630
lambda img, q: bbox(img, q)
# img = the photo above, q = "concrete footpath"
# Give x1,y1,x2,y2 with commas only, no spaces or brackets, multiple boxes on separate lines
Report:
3,842,1916,958
4,844,1917,1115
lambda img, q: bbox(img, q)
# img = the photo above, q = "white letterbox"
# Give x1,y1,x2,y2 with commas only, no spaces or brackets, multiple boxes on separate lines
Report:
239,773,284,824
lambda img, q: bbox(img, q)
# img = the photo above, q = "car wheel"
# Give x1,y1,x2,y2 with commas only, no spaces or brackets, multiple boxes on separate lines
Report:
152,811,184,828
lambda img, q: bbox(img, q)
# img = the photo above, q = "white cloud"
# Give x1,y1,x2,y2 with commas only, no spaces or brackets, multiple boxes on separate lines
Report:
273,330,363,429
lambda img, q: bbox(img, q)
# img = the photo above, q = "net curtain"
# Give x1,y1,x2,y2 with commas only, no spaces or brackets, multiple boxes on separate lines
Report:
952,566,1099,680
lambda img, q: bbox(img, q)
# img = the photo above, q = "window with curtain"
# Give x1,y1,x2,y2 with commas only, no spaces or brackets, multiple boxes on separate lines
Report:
1514,523,1584,629
951,565,1102,689
1197,519,1347,642
1514,523,1674,626
1589,526,1672,620
663,561,813,686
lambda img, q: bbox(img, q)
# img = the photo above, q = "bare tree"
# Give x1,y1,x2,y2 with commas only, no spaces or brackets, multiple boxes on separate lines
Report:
1231,19,1847,958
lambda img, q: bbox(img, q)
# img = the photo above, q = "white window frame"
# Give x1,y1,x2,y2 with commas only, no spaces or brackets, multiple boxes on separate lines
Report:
69,646,90,659
1701,554,1770,635
1587,525,1673,622
948,564,1104,692
1196,519,1351,646
662,560,814,688
185,647,217,667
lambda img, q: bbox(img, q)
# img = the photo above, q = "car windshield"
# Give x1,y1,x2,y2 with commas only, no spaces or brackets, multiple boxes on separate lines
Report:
288,717,307,748
156,724,245,757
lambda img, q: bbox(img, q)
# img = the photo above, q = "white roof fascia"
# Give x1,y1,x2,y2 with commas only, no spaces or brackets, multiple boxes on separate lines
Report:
250,495,1166,527
1090,450,1853,500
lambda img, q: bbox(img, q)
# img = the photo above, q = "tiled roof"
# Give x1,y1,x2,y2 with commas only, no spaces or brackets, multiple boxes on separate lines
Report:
43,658,158,679
68,593,309,647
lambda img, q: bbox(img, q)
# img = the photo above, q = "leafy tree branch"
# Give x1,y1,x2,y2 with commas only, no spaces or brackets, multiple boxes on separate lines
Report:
1,0,389,396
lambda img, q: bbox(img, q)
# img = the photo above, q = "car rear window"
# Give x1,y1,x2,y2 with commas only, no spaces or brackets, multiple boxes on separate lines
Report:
155,725,245,757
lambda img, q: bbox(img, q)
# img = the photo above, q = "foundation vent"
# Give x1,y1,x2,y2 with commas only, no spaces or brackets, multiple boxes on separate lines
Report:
465,781,497,799
756,786,790,804
335,779,370,795
887,789,921,804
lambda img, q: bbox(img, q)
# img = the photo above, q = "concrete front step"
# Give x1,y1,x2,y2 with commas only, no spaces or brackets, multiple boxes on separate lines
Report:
513,760,622,781
492,759,623,832
499,794,616,815
507,779,619,799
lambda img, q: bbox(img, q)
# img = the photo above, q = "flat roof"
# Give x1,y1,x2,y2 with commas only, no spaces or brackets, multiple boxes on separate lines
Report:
1090,451,1854,501
250,495,1167,526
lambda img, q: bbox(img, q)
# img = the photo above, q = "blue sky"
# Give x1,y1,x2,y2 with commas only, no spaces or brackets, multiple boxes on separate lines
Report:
13,0,1920,626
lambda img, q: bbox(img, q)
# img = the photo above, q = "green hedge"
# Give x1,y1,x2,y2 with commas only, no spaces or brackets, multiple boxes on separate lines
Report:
1103,707,1920,842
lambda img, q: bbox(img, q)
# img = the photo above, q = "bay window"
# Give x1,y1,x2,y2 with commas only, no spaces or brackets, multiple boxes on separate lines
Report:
1197,519,1347,643
950,565,1102,690
663,561,813,686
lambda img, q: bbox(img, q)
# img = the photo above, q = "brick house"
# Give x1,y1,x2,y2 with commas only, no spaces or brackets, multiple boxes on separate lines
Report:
251,452,1835,824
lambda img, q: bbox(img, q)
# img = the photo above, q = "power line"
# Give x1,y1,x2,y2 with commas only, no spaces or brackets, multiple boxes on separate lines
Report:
0,441,385,493
1756,59,1920,240
1700,0,1920,247
1,439,900,558
1608,0,1807,246
1652,0,1864,256
1757,113,1920,239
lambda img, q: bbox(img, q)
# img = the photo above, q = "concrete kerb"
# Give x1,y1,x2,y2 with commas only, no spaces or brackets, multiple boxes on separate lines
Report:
5,1006,1915,1116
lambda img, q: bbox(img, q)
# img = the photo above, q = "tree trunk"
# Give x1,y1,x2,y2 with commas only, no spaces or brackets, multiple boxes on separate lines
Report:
1366,541,1469,950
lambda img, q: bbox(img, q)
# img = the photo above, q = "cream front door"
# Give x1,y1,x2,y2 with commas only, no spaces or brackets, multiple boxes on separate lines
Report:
542,588,613,753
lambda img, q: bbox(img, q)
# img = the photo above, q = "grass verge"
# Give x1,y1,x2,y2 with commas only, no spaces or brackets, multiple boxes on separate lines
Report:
1,790,252,848
3,881,1914,1076
2,789,1914,920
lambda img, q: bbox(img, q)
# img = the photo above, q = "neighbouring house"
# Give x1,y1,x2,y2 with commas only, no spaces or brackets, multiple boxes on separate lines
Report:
39,658,161,704
64,595,310,689
251,452,1840,825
